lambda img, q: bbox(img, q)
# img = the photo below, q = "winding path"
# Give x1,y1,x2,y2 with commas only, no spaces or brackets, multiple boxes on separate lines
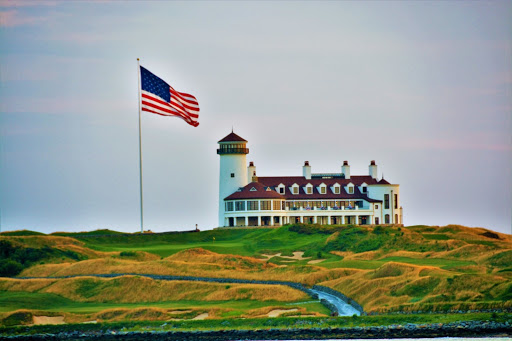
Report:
18,273,363,316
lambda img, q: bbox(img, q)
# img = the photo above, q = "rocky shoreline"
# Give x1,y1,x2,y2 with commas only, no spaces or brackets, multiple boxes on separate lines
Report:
2,320,511,340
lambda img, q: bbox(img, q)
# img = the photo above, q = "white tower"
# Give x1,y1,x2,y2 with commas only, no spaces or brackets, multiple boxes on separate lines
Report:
217,132,249,227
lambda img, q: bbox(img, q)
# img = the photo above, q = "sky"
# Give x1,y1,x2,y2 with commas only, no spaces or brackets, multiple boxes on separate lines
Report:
0,1,511,235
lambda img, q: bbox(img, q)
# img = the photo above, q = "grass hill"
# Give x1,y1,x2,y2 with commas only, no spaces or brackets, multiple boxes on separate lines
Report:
1,224,511,325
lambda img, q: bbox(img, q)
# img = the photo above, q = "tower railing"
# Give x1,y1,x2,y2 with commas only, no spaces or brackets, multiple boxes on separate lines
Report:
217,147,249,155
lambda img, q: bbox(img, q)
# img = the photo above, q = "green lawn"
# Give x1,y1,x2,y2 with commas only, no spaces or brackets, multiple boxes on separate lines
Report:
0,291,328,316
379,256,475,269
1,312,510,336
78,227,331,258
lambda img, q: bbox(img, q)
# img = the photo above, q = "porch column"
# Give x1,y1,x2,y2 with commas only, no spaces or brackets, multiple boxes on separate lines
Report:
257,216,262,226
300,216,304,223
245,216,248,227
313,216,317,224
356,215,359,225
327,216,331,225
341,216,345,224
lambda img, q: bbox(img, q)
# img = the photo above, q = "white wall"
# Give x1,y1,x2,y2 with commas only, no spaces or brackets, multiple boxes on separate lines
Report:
219,153,247,226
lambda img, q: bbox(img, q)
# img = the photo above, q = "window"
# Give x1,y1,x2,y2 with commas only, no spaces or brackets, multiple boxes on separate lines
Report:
395,214,399,224
375,204,379,209
291,185,299,194
320,186,326,194
225,202,233,211
278,186,285,194
394,194,398,209
375,217,379,224
384,194,390,209
348,186,354,194
250,187,257,192
362,186,367,193
334,186,340,194
235,201,245,211
247,201,259,210
260,200,271,210
231,173,235,178
306,185,313,194
385,214,390,224
273,200,281,210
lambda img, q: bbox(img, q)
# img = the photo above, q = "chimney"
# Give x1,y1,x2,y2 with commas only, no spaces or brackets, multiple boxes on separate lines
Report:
247,161,257,182
303,161,311,180
369,160,378,179
342,160,350,179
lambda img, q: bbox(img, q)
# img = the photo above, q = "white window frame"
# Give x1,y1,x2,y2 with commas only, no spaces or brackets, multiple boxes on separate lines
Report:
304,183,313,195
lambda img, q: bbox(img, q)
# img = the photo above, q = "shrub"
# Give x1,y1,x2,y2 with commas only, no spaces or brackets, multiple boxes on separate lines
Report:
288,224,339,235
1,311,33,326
120,251,137,257
0,260,23,277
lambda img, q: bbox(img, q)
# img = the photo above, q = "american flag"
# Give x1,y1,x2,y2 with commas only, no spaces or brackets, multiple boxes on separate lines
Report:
140,66,200,127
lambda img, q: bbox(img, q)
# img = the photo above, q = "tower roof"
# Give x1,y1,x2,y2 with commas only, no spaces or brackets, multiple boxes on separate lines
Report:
218,132,247,143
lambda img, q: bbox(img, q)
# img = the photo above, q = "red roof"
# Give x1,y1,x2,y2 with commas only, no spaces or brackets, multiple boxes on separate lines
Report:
218,132,247,143
225,176,382,202
225,182,285,200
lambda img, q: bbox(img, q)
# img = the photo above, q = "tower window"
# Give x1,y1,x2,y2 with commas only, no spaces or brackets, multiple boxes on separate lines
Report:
231,173,235,178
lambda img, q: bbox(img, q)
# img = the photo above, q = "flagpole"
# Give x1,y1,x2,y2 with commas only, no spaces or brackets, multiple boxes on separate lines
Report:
137,58,144,234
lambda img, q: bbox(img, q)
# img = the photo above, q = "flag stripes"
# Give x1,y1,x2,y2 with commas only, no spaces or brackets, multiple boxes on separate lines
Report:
140,66,200,127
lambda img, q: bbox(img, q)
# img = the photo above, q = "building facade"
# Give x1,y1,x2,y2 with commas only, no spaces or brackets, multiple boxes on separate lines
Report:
218,132,403,227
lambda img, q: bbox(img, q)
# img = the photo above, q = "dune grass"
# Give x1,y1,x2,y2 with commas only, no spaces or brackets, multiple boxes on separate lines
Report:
2,224,511,321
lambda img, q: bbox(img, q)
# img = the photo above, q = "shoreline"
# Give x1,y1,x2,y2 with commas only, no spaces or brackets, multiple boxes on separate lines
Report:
2,320,511,340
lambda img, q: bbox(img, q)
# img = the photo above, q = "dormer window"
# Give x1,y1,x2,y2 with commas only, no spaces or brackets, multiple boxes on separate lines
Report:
291,183,299,195
265,187,272,192
305,183,313,194
360,182,368,194
346,183,354,194
277,184,285,194
319,183,327,194
250,187,257,192
332,183,341,194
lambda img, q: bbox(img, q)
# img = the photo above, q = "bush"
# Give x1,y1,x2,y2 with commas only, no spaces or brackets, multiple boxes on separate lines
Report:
1,311,33,326
120,251,137,257
288,224,338,235
0,260,23,277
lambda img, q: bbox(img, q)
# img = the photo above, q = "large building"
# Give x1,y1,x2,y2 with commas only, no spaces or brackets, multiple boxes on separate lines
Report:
217,132,403,228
